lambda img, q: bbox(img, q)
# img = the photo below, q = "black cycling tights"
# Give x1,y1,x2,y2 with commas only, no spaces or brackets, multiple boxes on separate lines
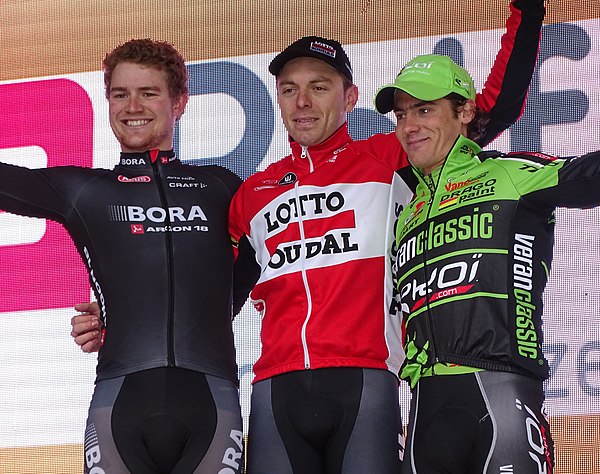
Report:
247,367,403,474
402,371,554,473
84,367,243,473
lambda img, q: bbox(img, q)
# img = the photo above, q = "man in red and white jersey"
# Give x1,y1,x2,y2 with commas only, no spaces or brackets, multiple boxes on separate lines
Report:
229,0,545,471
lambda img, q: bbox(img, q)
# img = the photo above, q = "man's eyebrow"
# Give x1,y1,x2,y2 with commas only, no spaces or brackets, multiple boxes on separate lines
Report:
109,86,161,93
277,76,334,88
393,100,434,113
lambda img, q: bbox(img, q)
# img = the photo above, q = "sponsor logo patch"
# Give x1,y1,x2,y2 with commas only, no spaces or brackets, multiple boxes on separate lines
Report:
118,175,151,183
310,41,336,58
278,172,298,186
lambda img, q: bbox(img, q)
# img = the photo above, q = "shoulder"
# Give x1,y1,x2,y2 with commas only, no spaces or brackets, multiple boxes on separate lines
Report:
351,132,408,169
181,163,243,196
244,154,294,185
479,150,561,167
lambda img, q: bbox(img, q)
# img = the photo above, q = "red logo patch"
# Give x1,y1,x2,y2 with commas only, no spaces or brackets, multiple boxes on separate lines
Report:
118,175,151,183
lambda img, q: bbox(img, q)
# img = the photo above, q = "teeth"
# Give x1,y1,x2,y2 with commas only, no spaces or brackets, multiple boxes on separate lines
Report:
126,119,150,127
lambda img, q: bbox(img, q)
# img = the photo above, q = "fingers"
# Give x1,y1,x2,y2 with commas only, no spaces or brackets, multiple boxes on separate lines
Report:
74,301,101,316
71,305,103,353
74,330,103,353
70,314,101,336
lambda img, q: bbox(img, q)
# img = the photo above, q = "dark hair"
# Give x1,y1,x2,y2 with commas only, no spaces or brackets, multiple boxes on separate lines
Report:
447,93,490,143
103,39,188,99
341,74,355,92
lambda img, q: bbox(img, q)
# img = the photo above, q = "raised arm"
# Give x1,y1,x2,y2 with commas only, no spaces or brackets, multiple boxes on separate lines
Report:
475,0,546,146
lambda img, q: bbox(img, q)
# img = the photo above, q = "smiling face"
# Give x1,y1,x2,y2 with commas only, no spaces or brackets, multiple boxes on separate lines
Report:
393,90,474,175
108,62,188,152
275,57,358,147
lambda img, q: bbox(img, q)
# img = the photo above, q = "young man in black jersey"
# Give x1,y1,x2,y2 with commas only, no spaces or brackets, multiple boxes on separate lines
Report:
0,39,257,474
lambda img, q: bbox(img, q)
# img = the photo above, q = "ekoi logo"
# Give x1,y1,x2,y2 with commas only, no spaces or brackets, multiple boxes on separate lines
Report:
399,254,482,313
511,399,553,473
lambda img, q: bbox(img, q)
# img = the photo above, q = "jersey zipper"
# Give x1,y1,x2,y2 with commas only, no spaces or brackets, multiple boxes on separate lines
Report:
151,158,176,368
420,166,446,369
299,145,314,368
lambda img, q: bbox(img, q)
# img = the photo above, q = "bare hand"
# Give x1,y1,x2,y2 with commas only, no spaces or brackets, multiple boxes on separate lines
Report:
71,302,103,353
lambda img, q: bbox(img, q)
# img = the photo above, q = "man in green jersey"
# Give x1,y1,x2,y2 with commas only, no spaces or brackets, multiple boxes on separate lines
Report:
374,54,600,473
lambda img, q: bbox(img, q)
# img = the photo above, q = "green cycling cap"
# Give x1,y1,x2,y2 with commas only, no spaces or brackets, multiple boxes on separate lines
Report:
374,54,475,114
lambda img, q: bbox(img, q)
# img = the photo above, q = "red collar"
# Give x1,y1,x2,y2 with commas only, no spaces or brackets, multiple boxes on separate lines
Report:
288,123,352,168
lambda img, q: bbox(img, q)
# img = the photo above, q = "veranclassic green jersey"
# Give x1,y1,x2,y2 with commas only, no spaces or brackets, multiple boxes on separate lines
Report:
395,135,600,387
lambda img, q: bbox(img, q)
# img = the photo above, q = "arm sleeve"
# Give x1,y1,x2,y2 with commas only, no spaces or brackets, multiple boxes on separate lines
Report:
232,234,260,316
524,151,600,209
474,0,546,146
0,162,74,222
229,183,260,316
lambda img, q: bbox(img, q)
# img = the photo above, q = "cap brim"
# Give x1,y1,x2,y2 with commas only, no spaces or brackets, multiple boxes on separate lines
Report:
374,85,399,114
374,81,457,114
269,47,352,81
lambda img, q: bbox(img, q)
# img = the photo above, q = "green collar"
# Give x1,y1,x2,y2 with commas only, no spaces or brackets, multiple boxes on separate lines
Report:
412,135,482,192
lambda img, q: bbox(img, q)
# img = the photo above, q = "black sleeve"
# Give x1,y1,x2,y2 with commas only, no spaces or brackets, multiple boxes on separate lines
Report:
205,165,243,195
0,162,76,222
528,151,600,209
205,165,259,315
475,0,546,146
232,234,260,316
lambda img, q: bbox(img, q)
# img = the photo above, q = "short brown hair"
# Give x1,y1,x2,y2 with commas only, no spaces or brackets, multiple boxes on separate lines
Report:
103,39,188,99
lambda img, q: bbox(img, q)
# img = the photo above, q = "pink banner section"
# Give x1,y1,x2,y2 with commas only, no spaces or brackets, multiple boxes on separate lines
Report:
0,79,93,312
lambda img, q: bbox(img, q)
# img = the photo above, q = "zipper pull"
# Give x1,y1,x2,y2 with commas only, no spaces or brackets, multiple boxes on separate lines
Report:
300,146,314,172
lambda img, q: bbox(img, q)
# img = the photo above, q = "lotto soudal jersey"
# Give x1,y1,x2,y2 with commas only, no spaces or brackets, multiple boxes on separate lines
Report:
230,126,412,382
0,150,255,383
395,135,600,387
229,0,544,383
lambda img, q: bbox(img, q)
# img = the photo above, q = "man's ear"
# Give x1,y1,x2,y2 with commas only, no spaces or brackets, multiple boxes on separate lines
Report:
460,99,476,124
173,93,189,120
345,84,359,113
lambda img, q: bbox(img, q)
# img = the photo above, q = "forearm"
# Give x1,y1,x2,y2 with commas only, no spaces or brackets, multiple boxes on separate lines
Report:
475,0,546,146
0,162,66,220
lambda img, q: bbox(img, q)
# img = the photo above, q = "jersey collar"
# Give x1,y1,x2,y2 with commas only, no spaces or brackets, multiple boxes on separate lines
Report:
118,149,177,167
288,123,353,169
